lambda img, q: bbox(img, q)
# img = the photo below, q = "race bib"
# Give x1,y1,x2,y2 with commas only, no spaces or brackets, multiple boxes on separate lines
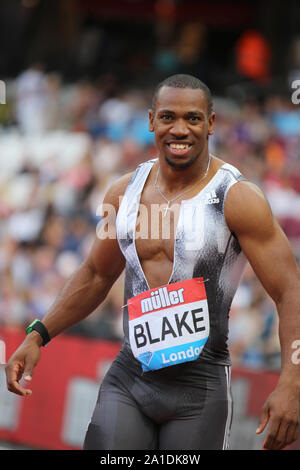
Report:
127,277,210,372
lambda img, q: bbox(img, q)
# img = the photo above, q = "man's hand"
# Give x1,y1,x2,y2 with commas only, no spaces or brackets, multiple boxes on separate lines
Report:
5,332,42,397
256,383,300,450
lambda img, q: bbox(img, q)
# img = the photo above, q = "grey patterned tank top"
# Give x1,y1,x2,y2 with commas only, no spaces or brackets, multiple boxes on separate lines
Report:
116,158,247,366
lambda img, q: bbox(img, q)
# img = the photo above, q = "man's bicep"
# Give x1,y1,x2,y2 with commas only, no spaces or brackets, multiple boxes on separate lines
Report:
87,235,125,283
226,182,300,303
85,171,133,282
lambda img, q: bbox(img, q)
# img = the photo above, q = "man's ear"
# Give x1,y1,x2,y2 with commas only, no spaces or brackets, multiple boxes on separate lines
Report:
148,109,154,132
208,111,215,135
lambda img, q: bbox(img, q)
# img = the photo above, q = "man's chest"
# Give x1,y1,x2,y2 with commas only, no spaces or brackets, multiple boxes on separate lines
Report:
134,189,182,263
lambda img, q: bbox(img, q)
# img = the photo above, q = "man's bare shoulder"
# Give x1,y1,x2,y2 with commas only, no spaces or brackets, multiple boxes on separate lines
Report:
224,180,274,237
212,155,226,167
210,155,226,173
103,171,135,209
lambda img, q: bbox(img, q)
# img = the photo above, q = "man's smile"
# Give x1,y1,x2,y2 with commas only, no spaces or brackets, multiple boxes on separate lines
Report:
166,142,193,156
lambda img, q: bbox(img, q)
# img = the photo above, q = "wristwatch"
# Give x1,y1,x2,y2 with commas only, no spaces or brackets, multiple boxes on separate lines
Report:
26,319,51,346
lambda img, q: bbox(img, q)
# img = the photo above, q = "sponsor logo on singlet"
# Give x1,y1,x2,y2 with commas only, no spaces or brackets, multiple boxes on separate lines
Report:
127,278,210,372
205,190,220,204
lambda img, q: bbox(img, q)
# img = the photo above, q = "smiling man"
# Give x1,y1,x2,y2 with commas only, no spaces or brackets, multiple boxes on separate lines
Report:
5,74,300,450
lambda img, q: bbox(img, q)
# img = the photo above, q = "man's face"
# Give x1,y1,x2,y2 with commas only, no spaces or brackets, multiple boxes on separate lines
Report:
149,86,215,169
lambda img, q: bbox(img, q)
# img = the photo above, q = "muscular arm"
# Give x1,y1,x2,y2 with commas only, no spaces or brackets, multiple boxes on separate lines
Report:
225,181,300,450
6,172,133,396
39,236,125,340
33,173,133,339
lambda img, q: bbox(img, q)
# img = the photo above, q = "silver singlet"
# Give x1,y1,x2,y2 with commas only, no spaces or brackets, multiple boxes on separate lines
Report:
116,158,248,366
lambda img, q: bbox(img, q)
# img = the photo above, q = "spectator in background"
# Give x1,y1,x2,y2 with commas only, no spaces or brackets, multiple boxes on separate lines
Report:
15,63,48,135
235,30,272,84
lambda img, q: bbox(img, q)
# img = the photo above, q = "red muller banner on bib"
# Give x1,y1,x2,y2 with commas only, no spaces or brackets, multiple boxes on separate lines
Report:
127,277,207,318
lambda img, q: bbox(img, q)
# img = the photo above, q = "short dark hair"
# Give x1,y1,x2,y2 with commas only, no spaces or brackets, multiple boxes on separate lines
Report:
152,74,213,115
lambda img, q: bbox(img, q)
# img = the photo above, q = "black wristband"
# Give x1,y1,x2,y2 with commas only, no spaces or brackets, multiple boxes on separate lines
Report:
26,320,51,346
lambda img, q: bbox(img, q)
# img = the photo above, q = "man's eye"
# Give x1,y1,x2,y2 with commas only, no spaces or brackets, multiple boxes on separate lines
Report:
189,116,201,121
160,115,172,120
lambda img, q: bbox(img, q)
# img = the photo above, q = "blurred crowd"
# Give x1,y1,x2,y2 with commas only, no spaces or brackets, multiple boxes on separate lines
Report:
0,63,300,370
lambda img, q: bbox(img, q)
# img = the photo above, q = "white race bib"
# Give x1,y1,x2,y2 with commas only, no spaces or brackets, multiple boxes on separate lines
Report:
127,277,210,372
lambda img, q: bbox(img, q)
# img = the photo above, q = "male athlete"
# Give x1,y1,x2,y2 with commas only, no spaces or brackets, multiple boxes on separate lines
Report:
5,74,300,450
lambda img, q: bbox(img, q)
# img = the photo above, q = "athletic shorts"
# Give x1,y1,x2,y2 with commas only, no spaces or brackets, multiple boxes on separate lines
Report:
83,345,232,450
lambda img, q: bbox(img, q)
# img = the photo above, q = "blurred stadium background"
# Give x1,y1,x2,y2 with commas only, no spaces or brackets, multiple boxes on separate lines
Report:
0,0,300,450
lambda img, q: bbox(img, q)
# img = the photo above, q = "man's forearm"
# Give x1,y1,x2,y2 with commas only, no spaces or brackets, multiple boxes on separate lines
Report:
29,260,114,342
277,288,300,387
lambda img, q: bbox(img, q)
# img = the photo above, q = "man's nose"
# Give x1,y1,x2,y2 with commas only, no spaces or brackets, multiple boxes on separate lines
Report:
170,119,188,137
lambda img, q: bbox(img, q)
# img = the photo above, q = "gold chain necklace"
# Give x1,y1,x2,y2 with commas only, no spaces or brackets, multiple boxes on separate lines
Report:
154,154,212,217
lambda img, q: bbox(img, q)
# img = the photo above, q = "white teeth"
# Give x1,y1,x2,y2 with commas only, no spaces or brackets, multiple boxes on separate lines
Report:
170,144,189,149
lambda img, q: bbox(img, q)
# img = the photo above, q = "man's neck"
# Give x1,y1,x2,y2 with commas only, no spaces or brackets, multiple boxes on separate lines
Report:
157,152,212,191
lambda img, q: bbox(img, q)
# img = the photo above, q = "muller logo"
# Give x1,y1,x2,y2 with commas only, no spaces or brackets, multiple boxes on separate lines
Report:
141,287,185,313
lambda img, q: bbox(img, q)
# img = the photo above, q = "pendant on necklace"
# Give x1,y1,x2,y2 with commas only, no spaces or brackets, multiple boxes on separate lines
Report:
163,202,170,217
